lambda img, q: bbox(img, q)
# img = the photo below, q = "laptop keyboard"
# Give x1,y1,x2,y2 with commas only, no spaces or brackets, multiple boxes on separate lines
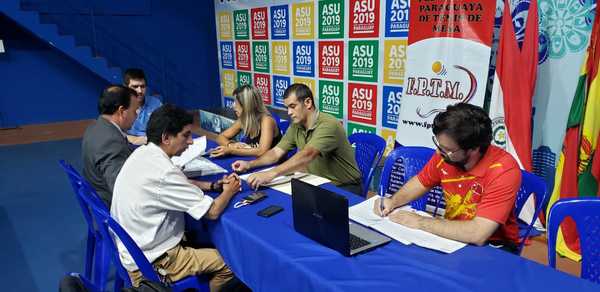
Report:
349,233,371,250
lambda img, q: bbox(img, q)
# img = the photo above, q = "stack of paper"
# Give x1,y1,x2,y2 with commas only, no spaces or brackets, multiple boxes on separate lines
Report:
171,136,227,177
182,157,227,177
349,196,466,253
239,167,331,195
172,136,207,167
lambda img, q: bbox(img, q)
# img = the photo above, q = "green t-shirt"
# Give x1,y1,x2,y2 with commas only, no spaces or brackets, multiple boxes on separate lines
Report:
276,111,361,186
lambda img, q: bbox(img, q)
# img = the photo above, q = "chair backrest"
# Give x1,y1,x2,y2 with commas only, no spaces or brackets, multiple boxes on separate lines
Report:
278,119,290,135
59,160,99,232
268,109,289,136
514,170,549,253
59,160,108,210
348,133,386,197
82,189,162,283
59,160,118,289
547,198,600,284
380,146,444,213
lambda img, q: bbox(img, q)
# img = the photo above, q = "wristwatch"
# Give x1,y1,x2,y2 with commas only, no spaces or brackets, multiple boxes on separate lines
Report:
210,181,223,192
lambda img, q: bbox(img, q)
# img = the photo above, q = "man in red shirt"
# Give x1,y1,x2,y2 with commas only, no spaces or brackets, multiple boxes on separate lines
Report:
375,103,521,253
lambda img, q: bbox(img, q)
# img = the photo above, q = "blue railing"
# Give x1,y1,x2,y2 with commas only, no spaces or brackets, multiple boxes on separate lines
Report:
21,0,203,106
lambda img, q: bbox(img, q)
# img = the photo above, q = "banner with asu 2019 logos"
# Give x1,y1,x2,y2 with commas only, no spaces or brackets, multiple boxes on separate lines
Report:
395,0,495,147
214,0,411,154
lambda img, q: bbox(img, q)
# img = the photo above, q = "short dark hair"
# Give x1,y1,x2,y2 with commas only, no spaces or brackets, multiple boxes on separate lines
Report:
432,103,492,153
98,85,137,115
123,68,146,85
283,83,314,105
146,104,194,145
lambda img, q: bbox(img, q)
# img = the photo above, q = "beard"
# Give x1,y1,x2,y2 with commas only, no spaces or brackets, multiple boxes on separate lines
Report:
443,156,468,171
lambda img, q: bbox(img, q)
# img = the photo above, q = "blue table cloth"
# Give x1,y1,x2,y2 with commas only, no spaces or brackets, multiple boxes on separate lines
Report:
193,141,598,291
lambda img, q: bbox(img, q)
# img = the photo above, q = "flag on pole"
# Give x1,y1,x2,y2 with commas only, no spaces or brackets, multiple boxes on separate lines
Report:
546,2,600,261
488,0,539,226
489,0,538,171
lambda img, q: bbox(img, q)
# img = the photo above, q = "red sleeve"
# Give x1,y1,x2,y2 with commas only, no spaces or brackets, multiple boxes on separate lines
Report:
476,166,521,224
417,153,443,188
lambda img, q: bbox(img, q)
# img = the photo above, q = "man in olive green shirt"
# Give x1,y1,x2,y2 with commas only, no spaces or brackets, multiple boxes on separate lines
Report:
231,83,362,194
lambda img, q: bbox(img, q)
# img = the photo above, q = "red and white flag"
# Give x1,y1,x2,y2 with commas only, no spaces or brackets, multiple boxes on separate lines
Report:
489,0,539,222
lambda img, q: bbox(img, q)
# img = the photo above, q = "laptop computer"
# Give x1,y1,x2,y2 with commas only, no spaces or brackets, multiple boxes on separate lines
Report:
291,179,391,256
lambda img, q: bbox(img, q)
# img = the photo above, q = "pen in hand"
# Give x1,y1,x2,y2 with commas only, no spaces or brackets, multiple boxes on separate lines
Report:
379,184,385,217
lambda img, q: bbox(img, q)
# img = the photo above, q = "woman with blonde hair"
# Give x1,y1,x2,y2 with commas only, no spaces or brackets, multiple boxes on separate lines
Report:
211,85,282,157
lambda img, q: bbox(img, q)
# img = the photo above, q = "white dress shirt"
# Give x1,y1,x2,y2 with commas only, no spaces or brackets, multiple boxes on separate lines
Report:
111,142,213,271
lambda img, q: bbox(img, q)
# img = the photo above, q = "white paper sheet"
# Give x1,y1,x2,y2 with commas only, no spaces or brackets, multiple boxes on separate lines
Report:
239,168,331,195
238,166,275,181
182,157,227,177
171,136,207,167
269,174,331,195
349,196,467,253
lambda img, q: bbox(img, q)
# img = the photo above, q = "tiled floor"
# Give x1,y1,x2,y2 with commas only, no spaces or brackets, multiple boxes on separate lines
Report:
0,119,582,278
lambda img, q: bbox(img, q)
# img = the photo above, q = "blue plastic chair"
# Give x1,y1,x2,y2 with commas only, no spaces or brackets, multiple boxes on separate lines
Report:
268,109,288,136
514,170,549,254
547,198,600,284
348,133,386,197
58,160,113,289
59,272,100,292
278,119,290,135
79,182,210,292
379,146,444,214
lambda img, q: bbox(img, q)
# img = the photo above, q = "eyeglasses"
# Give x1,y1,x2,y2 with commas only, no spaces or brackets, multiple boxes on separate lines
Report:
431,136,463,159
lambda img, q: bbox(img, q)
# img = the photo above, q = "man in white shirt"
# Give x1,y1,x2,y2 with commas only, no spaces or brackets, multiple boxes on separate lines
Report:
111,104,240,291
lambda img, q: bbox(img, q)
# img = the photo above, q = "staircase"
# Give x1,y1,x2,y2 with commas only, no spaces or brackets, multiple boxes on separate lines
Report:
0,0,122,84
2,0,212,108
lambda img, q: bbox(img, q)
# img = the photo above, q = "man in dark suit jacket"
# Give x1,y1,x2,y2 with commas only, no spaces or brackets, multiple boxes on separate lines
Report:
82,85,140,207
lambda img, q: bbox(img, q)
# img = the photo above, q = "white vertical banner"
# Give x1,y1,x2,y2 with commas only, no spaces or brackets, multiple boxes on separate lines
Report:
395,0,496,147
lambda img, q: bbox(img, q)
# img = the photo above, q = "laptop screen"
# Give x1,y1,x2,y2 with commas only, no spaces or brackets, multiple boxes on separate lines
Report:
291,179,351,255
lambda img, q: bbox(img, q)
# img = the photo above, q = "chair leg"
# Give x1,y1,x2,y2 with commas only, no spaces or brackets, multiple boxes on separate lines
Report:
113,274,125,292
84,230,95,280
94,236,112,291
